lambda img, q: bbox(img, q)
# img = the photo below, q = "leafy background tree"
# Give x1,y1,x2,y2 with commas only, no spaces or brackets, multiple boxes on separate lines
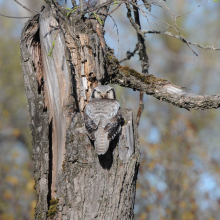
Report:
1,0,220,219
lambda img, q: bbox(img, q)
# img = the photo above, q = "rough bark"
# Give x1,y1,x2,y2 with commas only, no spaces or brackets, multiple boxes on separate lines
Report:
20,3,140,220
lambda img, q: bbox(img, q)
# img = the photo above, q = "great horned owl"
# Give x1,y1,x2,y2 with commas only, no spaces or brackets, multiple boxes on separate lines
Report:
84,85,122,155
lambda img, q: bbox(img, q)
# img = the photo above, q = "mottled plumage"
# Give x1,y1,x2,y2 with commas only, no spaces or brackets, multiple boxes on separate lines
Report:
84,85,122,155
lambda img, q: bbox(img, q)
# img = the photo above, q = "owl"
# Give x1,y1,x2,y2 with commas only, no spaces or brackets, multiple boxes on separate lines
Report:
84,85,122,155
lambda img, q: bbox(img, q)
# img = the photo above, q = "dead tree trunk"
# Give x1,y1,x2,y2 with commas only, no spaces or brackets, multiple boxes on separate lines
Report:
20,2,140,220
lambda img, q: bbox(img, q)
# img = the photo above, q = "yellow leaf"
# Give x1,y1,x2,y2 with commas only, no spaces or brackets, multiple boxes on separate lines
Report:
191,202,198,211
166,208,171,214
148,161,155,170
31,200,36,210
181,211,194,220
136,181,140,188
0,213,14,220
141,190,147,197
182,182,189,191
3,190,12,200
139,212,147,220
186,160,193,167
12,128,20,137
26,178,35,191
180,201,187,209
22,169,30,178
150,187,156,193
12,151,19,159
147,204,153,211
2,110,9,118
5,175,19,186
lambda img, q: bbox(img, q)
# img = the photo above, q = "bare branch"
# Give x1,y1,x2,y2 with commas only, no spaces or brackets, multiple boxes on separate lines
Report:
177,0,211,18
14,0,36,14
107,65,220,111
0,13,30,19
119,45,139,63
44,0,51,5
71,0,77,8
107,14,120,58
132,1,149,73
108,3,122,15
126,4,145,38
142,0,151,11
139,13,198,56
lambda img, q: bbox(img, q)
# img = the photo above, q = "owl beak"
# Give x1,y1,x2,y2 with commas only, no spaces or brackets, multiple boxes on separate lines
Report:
101,94,107,98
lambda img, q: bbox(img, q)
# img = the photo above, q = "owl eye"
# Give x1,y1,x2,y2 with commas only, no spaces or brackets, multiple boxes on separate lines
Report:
107,91,110,94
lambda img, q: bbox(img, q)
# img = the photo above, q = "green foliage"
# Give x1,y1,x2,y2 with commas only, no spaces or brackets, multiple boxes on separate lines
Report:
47,32,58,58
212,0,219,2
93,12,104,25
66,6,79,16
114,1,119,6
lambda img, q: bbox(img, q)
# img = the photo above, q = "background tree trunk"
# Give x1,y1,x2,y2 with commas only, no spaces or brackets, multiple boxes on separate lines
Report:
20,5,140,220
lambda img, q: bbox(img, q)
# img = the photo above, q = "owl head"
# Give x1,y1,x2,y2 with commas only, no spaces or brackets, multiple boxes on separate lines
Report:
90,85,116,100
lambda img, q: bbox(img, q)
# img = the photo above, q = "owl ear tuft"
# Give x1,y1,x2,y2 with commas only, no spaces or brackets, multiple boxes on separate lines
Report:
91,89,96,98
111,89,116,99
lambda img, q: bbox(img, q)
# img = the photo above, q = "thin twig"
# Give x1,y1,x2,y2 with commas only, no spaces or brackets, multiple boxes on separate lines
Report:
83,0,219,55
13,0,36,14
144,30,220,52
119,44,139,63
137,6,198,56
107,14,120,58
177,0,211,18
71,0,77,8
142,0,151,11
108,3,122,15
0,13,30,19
126,4,145,38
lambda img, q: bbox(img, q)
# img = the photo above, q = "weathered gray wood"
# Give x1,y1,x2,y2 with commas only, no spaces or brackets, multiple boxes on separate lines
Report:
118,109,135,162
20,4,140,220
40,11,75,199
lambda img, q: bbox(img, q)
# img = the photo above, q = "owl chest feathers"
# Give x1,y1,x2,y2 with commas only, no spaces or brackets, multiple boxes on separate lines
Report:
84,98,122,155
86,99,119,118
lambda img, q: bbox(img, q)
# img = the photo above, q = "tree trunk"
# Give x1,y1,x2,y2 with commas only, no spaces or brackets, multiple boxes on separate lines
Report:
20,4,140,220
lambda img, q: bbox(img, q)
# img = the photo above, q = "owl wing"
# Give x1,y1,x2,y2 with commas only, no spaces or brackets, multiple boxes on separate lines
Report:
84,99,122,155
84,102,100,140
84,112,98,140
104,108,122,141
